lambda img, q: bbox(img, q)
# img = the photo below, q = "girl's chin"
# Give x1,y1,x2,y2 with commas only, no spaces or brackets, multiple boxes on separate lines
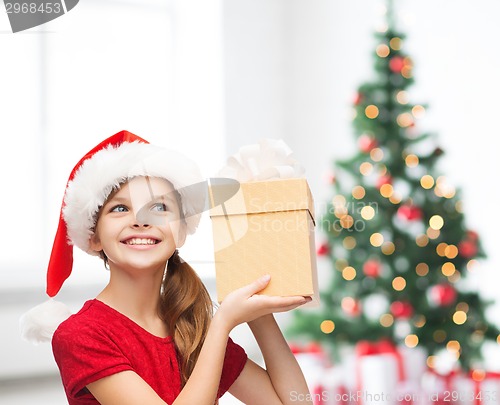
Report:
108,254,171,271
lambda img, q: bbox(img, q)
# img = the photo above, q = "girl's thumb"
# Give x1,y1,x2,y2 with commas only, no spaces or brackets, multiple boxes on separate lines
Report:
246,274,271,294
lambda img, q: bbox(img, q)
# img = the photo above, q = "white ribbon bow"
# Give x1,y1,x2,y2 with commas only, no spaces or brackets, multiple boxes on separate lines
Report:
218,139,305,182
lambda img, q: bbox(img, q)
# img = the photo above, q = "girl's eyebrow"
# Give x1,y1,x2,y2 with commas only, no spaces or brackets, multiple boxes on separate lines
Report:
143,178,177,204
153,193,177,203
107,194,176,204
106,196,129,204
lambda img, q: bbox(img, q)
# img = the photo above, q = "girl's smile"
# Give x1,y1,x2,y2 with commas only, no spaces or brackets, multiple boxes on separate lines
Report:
121,236,161,246
121,235,162,249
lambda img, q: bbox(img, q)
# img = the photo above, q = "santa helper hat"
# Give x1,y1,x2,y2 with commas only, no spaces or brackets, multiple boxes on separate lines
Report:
20,130,205,344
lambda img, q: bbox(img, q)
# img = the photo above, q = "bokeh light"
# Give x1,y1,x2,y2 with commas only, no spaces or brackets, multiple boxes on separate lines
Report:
370,148,384,161
389,37,403,50
342,266,357,280
360,162,374,175
405,154,419,167
361,205,376,220
397,112,413,127
320,320,335,334
340,215,354,229
420,175,435,189
382,241,396,255
412,105,426,118
343,236,357,250
396,90,409,104
416,263,429,276
405,334,419,348
380,183,394,198
392,276,406,291
380,314,394,327
441,262,456,277
376,44,390,57
352,185,366,199
370,233,384,247
365,105,380,119
429,215,444,230
453,311,467,325
416,234,429,247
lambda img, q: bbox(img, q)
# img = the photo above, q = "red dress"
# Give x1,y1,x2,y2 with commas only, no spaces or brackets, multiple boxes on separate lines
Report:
52,300,247,405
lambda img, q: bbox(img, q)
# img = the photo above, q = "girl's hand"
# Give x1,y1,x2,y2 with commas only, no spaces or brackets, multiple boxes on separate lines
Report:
214,275,311,332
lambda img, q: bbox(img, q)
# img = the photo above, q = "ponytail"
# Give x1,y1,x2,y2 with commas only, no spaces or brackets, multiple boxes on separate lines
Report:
159,250,213,386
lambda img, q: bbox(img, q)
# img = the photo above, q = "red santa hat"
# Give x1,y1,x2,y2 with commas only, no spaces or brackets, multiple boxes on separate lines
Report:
20,130,205,343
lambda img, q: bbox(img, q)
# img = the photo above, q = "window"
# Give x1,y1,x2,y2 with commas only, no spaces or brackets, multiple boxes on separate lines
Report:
0,0,225,289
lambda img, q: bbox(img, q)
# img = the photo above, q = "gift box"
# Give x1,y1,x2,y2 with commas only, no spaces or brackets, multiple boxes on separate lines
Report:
451,371,500,405
209,177,319,303
421,369,460,405
208,139,319,304
355,340,406,405
290,342,350,405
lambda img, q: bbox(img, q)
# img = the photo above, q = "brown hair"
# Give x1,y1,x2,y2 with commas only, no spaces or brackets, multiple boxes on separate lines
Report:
159,249,213,386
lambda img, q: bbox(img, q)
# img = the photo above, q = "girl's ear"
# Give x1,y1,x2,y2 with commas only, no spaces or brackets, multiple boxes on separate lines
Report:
89,233,103,253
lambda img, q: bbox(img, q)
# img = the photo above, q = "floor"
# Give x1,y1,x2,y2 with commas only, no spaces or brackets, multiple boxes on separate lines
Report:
0,374,244,405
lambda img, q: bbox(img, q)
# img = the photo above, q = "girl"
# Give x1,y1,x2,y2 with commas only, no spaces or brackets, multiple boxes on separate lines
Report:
23,130,313,405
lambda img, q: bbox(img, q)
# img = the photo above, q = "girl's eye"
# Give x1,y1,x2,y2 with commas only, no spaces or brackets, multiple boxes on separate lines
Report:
110,205,128,213
151,203,168,212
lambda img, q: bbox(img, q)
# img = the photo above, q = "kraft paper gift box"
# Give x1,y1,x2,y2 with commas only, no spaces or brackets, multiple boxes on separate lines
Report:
208,177,319,305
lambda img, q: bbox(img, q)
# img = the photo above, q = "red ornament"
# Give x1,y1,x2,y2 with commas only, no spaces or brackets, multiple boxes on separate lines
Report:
376,175,392,189
397,204,423,221
358,134,378,153
317,243,330,256
341,297,361,317
466,230,479,241
305,341,324,355
390,301,413,319
389,56,405,73
428,284,457,307
363,260,381,278
289,343,302,354
289,341,324,355
458,240,477,258
354,92,363,106
327,172,336,185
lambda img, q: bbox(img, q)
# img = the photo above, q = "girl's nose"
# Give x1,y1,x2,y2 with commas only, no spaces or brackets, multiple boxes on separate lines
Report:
132,221,151,228
132,210,151,227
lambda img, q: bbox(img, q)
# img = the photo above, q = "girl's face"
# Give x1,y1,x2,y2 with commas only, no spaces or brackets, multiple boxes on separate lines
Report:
89,176,186,272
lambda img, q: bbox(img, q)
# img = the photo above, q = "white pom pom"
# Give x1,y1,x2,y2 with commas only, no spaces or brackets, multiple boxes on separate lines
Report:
19,299,73,344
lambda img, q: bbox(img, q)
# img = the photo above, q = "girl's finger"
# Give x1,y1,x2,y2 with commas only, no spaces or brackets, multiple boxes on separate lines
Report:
273,303,307,313
251,295,309,309
238,275,272,297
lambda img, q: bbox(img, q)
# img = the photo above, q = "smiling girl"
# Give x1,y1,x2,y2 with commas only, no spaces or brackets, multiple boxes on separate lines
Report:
22,131,312,405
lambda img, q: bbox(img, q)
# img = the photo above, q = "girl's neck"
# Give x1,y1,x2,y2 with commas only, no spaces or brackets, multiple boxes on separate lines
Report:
96,264,167,335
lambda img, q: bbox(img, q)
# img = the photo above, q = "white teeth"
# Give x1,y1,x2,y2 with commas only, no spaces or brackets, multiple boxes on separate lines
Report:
125,238,158,245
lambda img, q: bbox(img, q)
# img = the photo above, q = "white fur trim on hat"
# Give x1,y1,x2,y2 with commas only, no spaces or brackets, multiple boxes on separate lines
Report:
62,141,205,254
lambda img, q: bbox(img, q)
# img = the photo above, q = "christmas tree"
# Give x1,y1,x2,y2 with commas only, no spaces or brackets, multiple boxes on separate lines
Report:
288,4,498,371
